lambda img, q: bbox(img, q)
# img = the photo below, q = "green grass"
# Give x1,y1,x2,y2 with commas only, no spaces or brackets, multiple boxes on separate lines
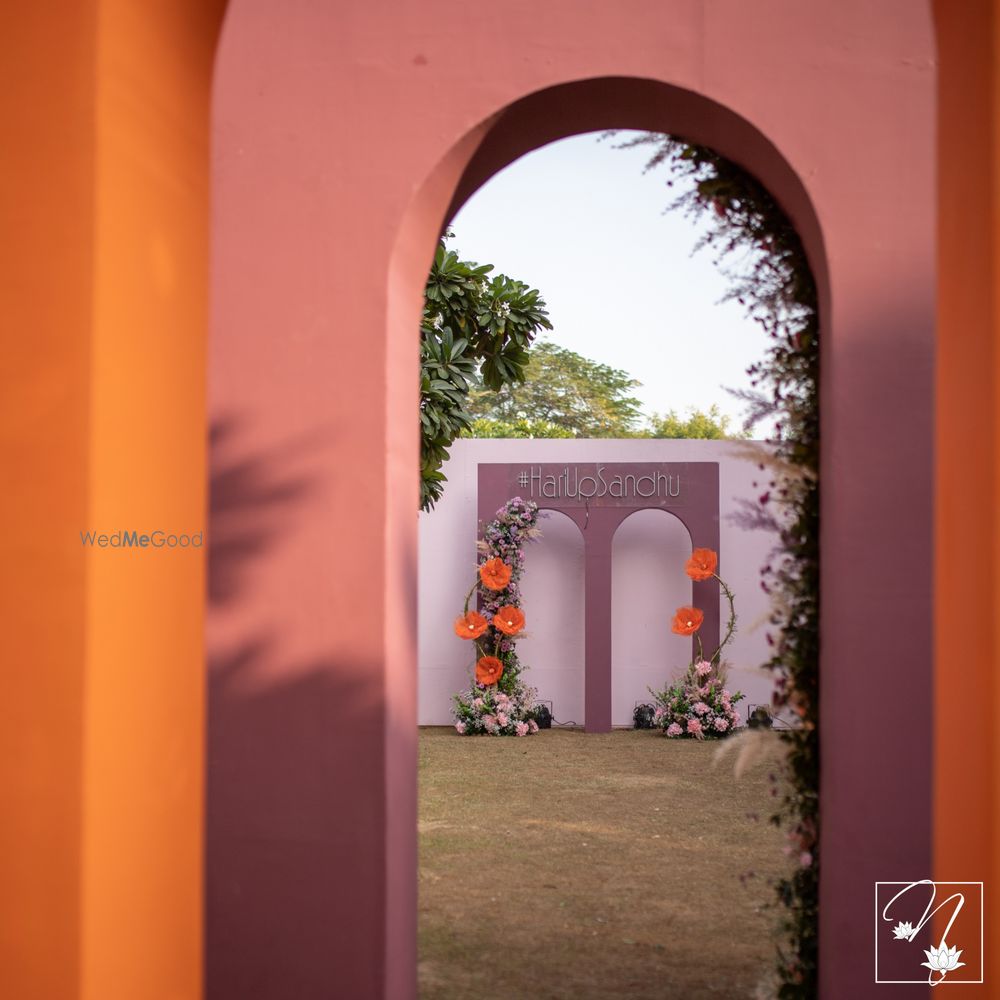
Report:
418,727,789,1000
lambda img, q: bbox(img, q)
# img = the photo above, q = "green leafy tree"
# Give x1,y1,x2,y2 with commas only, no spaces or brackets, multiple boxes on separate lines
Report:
420,239,551,509
466,417,575,439
464,341,644,437
648,405,749,440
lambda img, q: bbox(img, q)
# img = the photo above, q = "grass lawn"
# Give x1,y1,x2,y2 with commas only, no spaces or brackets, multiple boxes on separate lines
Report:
418,727,790,1000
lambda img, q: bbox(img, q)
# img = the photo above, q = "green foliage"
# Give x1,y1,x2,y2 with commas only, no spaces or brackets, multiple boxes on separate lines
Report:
648,405,749,440
465,417,575,439
612,131,819,995
465,362,742,441
464,340,644,437
421,240,737,498
421,240,551,509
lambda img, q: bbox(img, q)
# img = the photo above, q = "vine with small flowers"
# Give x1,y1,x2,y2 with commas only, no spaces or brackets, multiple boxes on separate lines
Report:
451,498,543,736
607,130,820,996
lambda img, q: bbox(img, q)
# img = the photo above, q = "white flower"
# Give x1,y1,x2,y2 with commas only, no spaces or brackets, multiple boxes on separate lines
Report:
921,941,965,974
892,921,914,940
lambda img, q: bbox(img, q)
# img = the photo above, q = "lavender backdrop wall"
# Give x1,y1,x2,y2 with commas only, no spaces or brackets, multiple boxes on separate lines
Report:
419,439,778,727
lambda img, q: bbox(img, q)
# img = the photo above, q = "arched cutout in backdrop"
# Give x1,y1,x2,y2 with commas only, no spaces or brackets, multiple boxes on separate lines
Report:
612,508,693,727
517,509,586,724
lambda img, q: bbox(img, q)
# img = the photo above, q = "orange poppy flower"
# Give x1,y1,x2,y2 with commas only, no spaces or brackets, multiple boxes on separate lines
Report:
685,548,718,581
453,610,488,640
671,606,704,636
479,557,512,591
475,655,504,686
492,605,525,636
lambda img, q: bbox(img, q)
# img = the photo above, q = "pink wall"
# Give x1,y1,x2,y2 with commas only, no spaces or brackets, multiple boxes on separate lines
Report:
419,440,778,728
210,3,935,996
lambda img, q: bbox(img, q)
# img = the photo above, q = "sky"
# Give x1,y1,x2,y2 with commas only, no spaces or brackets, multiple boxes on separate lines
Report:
449,130,767,432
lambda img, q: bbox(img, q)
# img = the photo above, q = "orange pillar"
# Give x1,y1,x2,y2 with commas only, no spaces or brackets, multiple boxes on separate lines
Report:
935,0,1000,991
0,3,223,998
0,7,95,996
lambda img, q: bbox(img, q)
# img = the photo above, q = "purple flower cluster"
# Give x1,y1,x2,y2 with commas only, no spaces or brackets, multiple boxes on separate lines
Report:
482,497,539,603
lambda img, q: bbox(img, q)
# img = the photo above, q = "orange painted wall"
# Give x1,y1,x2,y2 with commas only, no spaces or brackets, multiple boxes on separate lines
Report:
935,0,1000,991
0,6,95,996
1,3,223,998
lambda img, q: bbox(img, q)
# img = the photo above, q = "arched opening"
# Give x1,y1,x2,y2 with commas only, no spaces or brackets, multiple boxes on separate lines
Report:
611,508,693,727
402,81,824,992
517,508,586,724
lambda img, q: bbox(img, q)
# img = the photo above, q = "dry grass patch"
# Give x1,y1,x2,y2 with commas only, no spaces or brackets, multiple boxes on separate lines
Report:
419,727,789,1000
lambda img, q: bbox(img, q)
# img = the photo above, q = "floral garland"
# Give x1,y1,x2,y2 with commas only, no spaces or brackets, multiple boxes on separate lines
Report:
451,497,542,735
651,547,745,738
608,131,820,996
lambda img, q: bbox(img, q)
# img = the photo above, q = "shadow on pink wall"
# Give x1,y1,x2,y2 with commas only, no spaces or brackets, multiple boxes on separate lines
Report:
207,419,387,993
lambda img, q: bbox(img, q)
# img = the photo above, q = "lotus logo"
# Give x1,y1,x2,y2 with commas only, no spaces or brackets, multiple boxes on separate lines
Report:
875,881,983,986
921,942,966,979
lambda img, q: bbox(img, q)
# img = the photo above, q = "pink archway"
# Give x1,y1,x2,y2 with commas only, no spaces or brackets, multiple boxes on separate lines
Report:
210,5,934,997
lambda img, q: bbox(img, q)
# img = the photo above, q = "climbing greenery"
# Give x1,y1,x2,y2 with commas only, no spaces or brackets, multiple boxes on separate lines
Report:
610,131,820,996
420,238,551,509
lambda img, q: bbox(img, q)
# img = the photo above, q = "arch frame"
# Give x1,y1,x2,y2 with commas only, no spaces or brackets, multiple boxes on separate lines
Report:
210,6,935,997
478,460,719,732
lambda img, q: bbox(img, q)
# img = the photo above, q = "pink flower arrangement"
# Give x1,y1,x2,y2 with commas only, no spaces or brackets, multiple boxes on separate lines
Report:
451,669,540,738
651,659,745,740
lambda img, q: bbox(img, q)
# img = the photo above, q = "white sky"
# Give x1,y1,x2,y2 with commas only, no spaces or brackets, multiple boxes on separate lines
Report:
449,130,766,432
